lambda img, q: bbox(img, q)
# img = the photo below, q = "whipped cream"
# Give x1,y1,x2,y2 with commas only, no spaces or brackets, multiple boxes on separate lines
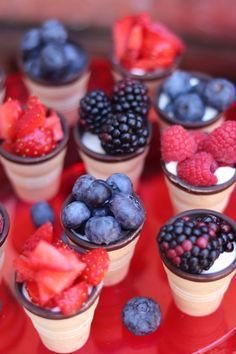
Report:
202,243,236,274
82,132,105,154
165,161,235,185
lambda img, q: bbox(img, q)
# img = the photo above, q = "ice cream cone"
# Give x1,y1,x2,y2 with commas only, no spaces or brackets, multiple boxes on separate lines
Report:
0,116,69,203
158,209,236,317
15,281,102,353
0,203,10,278
162,162,236,213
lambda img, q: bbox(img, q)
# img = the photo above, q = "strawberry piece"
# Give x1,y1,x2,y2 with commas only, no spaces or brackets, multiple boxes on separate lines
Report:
15,256,36,282
81,248,109,286
177,152,218,187
15,96,46,139
25,281,41,306
13,127,56,157
161,125,197,162
0,98,22,141
113,15,135,61
37,281,57,305
22,222,53,255
55,281,88,316
45,111,63,142
200,121,236,164
125,25,143,60
36,268,78,295
0,214,4,234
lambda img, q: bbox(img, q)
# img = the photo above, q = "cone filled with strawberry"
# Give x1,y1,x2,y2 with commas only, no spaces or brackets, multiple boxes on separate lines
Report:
14,222,109,353
0,96,69,202
0,203,10,277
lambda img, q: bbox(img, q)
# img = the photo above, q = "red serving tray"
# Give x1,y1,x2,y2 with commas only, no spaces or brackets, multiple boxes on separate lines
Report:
0,61,236,354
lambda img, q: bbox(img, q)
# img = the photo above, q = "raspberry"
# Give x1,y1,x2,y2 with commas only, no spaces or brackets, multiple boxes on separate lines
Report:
161,125,197,162
200,121,236,164
191,131,207,149
177,152,218,186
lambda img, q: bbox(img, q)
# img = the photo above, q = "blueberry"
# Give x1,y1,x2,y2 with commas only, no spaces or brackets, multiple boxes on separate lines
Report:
21,28,42,53
203,78,236,110
163,102,174,118
40,43,67,79
92,205,110,217
162,70,192,99
190,78,207,96
41,19,68,44
122,297,162,336
109,193,145,230
83,180,112,208
173,93,205,122
64,43,87,72
24,57,42,78
31,201,55,227
106,173,133,194
72,174,95,202
62,201,90,229
85,216,121,244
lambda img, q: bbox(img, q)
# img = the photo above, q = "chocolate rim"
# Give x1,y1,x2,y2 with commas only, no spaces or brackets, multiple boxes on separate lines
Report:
162,161,236,195
0,203,10,247
158,209,236,282
154,72,223,129
0,67,6,90
18,41,89,87
15,278,102,320
0,113,69,165
73,120,152,163
61,194,143,251
111,53,183,81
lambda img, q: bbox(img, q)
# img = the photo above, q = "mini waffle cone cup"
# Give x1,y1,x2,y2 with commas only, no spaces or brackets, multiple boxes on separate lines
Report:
24,71,90,126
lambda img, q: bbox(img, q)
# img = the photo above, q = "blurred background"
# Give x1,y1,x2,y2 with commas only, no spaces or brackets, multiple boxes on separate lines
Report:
0,0,236,79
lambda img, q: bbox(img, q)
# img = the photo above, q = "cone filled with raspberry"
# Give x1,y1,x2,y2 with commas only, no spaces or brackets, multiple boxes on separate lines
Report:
0,203,10,278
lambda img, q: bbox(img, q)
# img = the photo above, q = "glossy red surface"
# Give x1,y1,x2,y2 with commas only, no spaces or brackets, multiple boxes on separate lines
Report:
0,62,236,354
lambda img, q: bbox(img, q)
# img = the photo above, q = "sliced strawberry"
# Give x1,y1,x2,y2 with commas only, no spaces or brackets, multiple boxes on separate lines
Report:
81,248,109,286
22,222,53,255
0,98,22,141
37,281,57,305
29,241,73,272
45,111,63,142
15,256,36,283
113,15,135,61
126,24,143,59
55,281,89,316
13,127,56,157
15,96,46,139
25,281,41,305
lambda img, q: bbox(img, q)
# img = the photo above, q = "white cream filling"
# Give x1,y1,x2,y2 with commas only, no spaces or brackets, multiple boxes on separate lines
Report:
202,243,236,274
165,162,235,186
82,132,105,154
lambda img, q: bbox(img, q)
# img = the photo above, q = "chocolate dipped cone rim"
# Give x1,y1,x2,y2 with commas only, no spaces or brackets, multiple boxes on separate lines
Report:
18,41,89,87
154,72,223,129
111,53,183,81
0,202,10,247
61,194,144,251
158,209,236,282
15,278,103,320
0,113,69,165
73,120,152,163
162,160,236,195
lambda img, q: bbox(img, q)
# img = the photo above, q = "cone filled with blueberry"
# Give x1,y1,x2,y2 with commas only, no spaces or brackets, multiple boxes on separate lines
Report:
155,70,236,132
14,222,109,353
74,78,151,188
19,19,89,126
161,121,236,213
0,96,69,202
157,209,236,316
61,173,145,286
0,203,10,276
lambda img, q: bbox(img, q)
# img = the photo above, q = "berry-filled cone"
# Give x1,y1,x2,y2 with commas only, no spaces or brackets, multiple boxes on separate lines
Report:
0,203,10,278
157,210,236,317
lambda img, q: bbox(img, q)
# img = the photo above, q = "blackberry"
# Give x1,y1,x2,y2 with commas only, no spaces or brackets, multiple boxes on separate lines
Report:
99,112,149,155
79,90,112,134
112,78,150,116
157,214,235,274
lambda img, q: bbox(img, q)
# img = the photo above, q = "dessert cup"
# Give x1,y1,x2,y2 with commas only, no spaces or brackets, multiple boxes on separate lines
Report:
158,209,236,317
19,44,90,126
15,280,102,353
0,203,10,277
73,124,151,190
155,73,225,133
62,195,143,286
162,162,236,213
0,115,69,203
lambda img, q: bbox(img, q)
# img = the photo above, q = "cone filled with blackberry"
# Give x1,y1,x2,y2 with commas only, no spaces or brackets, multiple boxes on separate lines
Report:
157,209,236,316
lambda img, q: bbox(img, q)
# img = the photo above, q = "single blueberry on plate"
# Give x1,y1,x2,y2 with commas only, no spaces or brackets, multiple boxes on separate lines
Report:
31,201,55,227
173,93,205,122
106,173,133,194
122,297,162,336
40,43,67,79
21,28,42,53
72,174,95,202
203,78,236,110
84,180,112,208
62,201,90,229
85,216,121,244
162,70,192,99
92,205,110,217
41,19,68,44
109,193,145,230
